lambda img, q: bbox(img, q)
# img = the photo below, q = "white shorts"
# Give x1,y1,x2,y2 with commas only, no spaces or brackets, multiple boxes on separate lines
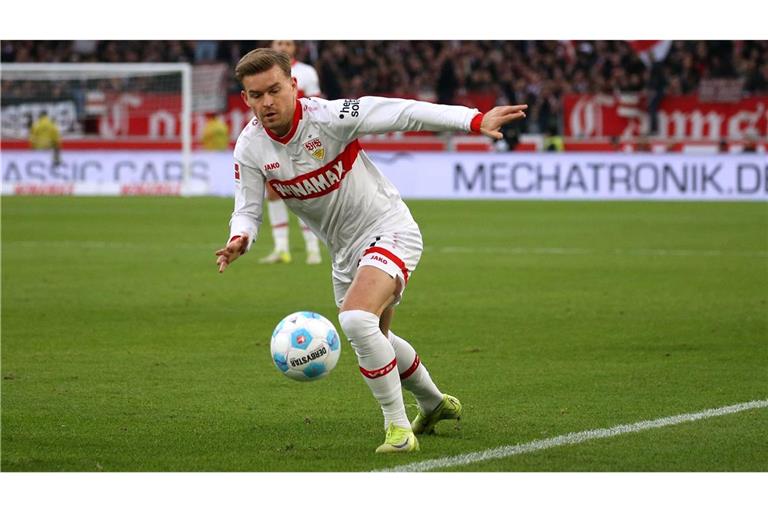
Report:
331,225,423,308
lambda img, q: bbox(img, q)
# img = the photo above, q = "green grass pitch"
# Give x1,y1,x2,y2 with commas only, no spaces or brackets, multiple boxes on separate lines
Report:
2,197,766,471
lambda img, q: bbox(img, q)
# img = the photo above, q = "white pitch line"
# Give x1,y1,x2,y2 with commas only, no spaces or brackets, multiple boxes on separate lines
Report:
380,399,768,472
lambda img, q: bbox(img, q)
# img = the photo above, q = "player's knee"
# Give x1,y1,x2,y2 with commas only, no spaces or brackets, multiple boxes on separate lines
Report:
338,310,380,341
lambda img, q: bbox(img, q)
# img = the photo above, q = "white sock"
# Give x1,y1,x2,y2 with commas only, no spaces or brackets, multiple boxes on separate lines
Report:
267,200,289,253
339,310,410,430
299,218,320,254
388,331,444,414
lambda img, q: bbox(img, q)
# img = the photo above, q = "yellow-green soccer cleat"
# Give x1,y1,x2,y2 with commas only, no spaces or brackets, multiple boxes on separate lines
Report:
375,424,420,454
259,250,291,264
411,394,462,435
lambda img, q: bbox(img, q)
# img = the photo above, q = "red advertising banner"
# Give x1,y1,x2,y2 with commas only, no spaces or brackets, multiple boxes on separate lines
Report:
564,94,767,140
96,92,182,138
94,92,251,140
94,93,248,139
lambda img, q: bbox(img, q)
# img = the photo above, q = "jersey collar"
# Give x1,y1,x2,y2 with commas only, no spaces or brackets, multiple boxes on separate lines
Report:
264,99,302,144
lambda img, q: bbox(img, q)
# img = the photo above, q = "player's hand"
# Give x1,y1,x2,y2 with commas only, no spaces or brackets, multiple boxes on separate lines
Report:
480,105,528,140
215,235,248,273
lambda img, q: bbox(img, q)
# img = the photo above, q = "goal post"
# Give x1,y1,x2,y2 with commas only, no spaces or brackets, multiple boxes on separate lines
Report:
1,62,196,194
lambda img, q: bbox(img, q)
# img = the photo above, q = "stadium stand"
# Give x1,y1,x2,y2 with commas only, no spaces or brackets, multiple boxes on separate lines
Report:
2,40,766,152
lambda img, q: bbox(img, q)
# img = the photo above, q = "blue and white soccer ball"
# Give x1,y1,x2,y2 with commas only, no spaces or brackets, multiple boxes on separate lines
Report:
270,311,341,381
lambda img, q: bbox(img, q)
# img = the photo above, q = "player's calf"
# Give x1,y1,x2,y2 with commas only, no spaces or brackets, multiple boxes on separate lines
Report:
339,310,411,437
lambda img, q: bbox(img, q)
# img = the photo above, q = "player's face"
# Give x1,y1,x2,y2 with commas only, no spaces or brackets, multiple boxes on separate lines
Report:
271,40,296,58
241,66,298,136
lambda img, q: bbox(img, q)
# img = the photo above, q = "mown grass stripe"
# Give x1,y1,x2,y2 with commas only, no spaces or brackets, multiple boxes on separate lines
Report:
381,399,768,472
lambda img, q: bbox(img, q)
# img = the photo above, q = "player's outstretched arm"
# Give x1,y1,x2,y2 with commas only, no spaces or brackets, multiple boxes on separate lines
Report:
215,235,249,273
479,105,528,140
329,97,528,140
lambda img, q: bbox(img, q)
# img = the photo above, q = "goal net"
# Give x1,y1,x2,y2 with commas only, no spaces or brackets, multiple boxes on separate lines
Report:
1,63,200,195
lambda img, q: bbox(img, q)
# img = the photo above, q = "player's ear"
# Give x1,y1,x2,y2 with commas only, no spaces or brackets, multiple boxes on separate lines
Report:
240,90,249,107
291,76,298,89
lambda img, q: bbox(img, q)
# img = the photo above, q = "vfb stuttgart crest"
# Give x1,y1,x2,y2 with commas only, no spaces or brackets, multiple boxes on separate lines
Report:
303,137,325,161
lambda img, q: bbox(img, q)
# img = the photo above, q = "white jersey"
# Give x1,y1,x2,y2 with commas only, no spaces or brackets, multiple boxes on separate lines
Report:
229,96,480,273
292,59,321,98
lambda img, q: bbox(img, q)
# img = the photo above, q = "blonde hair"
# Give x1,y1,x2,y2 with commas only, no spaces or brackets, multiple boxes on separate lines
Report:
235,48,291,83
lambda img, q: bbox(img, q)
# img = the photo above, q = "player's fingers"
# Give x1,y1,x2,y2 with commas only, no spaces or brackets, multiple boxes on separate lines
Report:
481,128,503,140
493,112,525,126
504,111,527,122
217,258,229,273
503,104,528,113
483,111,525,132
491,105,527,117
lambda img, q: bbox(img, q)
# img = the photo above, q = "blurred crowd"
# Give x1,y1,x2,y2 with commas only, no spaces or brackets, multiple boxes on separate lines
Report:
3,40,767,135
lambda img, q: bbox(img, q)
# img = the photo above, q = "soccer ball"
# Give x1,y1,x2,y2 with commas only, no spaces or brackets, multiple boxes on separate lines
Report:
270,311,341,381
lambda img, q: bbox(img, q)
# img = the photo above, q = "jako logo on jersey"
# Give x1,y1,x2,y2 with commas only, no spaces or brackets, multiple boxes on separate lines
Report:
338,99,360,119
264,162,280,171
303,137,325,161
234,163,240,180
369,254,389,265
269,140,361,200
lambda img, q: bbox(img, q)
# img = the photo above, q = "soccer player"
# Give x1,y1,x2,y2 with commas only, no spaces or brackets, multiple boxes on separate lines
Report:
29,111,61,166
215,49,527,453
260,40,323,265
201,113,230,151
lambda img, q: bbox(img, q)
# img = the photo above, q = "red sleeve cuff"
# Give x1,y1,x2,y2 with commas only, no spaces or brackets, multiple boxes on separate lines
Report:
470,112,484,134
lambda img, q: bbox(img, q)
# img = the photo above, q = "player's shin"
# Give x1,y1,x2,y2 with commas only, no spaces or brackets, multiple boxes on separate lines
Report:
299,218,321,264
339,310,410,430
388,331,444,414
267,200,290,253
299,219,320,253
